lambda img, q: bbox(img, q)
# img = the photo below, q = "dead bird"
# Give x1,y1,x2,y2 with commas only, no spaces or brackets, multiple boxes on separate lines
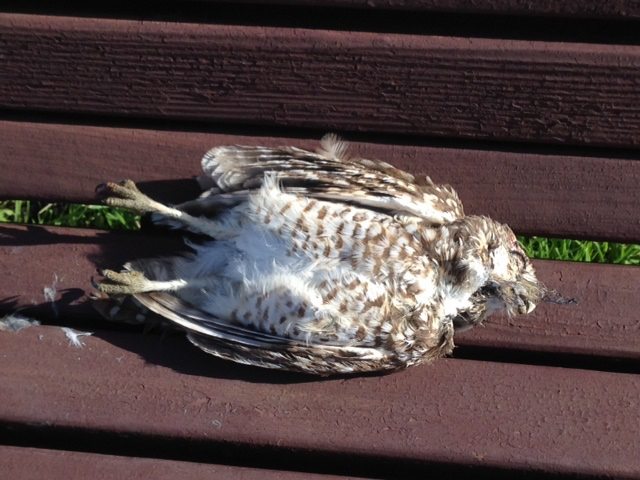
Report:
94,135,571,375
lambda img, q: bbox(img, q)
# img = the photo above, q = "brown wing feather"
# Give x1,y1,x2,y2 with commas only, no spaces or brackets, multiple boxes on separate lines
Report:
190,135,464,225
133,291,393,374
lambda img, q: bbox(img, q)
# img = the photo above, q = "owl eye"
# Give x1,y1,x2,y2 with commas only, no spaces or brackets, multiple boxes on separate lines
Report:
510,249,528,268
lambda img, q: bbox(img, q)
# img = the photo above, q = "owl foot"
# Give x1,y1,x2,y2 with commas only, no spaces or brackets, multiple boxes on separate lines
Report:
97,179,159,215
96,180,232,238
97,269,152,295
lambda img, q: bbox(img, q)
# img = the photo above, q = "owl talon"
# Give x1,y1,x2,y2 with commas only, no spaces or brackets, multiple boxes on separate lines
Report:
97,269,151,295
98,179,156,215
98,180,141,198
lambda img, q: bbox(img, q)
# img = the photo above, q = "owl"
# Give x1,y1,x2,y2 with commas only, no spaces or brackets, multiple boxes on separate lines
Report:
95,135,549,375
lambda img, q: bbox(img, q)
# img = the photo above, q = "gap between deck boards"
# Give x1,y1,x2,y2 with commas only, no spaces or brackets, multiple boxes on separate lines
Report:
2,1,640,44
4,109,640,162
0,424,597,480
0,446,372,480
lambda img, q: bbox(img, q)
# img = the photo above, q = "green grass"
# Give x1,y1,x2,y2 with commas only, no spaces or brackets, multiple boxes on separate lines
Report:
518,236,639,266
0,200,139,231
1,200,639,265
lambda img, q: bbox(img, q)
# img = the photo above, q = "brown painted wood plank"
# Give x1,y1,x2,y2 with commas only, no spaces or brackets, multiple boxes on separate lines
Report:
1,325,639,478
2,15,640,148
0,446,360,480
206,0,640,19
2,121,640,242
1,224,638,360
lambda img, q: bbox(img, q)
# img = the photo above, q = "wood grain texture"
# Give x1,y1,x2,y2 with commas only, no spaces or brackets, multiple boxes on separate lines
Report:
2,14,640,148
1,224,638,360
2,120,640,241
0,446,360,480
1,325,639,478
207,0,640,19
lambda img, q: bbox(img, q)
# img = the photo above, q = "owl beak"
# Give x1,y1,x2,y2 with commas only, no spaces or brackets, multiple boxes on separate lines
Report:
516,298,537,315
525,300,537,314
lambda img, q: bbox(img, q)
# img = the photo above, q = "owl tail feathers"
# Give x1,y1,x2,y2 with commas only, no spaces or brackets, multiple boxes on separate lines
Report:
89,290,168,333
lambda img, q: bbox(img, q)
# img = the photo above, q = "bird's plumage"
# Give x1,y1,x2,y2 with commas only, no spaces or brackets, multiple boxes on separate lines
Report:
177,134,463,227
96,135,544,375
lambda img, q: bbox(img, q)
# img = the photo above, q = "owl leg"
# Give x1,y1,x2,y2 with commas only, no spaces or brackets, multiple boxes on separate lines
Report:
97,180,226,238
96,267,208,295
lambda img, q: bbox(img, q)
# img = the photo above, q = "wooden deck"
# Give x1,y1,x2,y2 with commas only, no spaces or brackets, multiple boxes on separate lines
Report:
1,2,639,478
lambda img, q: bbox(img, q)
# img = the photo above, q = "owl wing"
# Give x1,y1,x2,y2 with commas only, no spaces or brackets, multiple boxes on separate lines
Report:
181,135,464,225
133,291,392,374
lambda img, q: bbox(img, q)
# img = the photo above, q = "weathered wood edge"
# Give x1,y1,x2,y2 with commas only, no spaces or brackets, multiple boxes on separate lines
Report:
2,14,640,148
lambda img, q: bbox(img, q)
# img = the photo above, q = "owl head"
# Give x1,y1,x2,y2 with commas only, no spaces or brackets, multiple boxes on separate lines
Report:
486,224,542,316
446,216,545,331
